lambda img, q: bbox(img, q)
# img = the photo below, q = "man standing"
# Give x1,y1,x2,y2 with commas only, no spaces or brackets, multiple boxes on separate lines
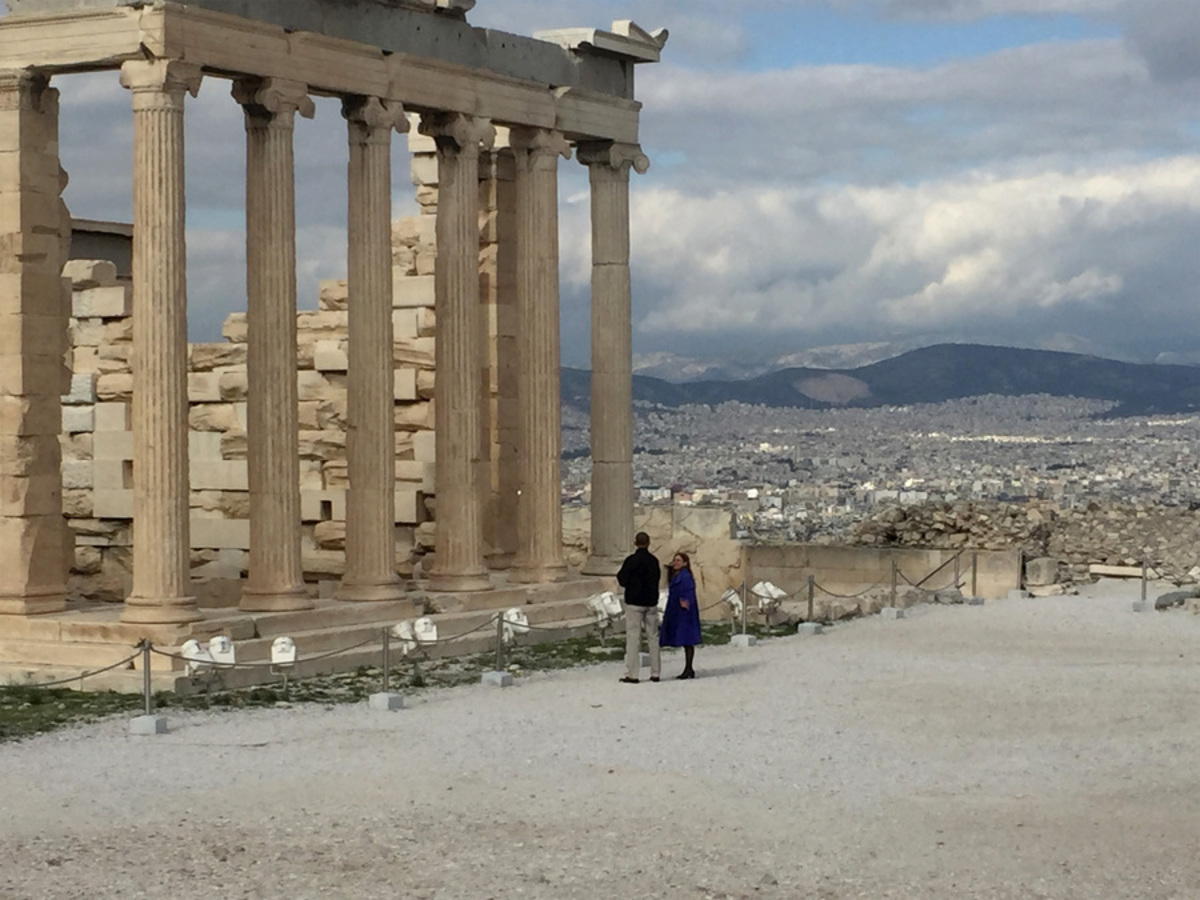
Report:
615,531,661,683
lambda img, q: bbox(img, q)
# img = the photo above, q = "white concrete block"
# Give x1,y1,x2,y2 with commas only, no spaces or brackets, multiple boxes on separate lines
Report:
368,692,405,711
61,374,97,405
129,714,168,735
796,622,824,636
393,274,435,308
93,402,128,432
93,489,134,518
730,633,757,647
481,671,513,688
881,607,905,620
966,596,985,606
61,405,94,434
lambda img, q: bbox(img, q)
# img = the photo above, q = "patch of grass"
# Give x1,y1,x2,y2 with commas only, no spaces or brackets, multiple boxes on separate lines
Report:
0,618,813,742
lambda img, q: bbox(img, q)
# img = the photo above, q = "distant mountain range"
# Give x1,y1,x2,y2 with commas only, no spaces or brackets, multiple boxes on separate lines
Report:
562,343,1200,417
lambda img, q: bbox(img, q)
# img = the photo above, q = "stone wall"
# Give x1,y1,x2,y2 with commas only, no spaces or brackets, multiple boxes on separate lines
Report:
850,500,1200,583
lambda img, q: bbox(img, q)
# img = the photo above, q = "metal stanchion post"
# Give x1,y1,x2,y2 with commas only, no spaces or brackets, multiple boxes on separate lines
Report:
129,641,167,735
954,555,961,590
381,627,391,695
483,614,515,687
807,575,815,622
741,581,748,635
890,559,898,608
971,553,978,598
1141,560,1148,606
142,641,153,717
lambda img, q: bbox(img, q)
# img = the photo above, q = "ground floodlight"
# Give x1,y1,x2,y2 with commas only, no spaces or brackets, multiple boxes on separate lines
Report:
587,593,610,626
722,587,744,618
600,591,623,619
180,638,214,676
208,635,236,667
413,617,438,646
270,636,297,665
502,608,530,644
392,620,418,655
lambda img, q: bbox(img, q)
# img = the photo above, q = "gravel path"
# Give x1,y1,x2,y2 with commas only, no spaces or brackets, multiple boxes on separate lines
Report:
3,579,1200,899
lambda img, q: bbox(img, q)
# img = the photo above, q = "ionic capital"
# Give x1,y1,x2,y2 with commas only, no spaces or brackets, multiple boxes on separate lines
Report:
232,77,316,122
343,95,409,144
119,59,202,110
419,111,495,156
576,141,650,175
510,126,572,163
0,68,54,113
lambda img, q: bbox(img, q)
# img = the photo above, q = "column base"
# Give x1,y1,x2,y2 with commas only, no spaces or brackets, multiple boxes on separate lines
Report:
239,586,314,612
427,569,493,593
582,555,624,576
0,588,68,616
120,595,203,625
485,551,515,571
335,577,407,603
509,562,569,585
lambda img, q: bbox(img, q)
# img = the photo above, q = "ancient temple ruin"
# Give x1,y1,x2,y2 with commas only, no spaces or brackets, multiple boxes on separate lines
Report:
0,0,663,679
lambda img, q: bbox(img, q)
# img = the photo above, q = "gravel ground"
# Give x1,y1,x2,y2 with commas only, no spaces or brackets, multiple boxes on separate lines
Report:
3,579,1200,900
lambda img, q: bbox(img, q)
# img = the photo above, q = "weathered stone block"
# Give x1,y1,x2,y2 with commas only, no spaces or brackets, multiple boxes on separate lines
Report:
318,279,348,311
95,372,132,401
190,516,250,550
190,461,248,491
222,313,248,343
300,490,346,522
92,489,133,519
71,284,129,318
190,342,246,371
92,460,129,491
313,340,348,372
393,368,417,401
416,369,435,399
189,404,241,432
0,514,65,597
413,430,436,462
218,370,248,401
92,430,133,461
60,405,94,434
393,274,435,308
61,373,96,405
189,431,223,462
392,309,418,339
187,372,221,403
61,259,118,289
297,370,334,401
1024,556,1059,586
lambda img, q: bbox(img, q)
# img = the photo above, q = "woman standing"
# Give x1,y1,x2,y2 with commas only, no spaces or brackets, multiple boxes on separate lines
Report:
660,551,702,679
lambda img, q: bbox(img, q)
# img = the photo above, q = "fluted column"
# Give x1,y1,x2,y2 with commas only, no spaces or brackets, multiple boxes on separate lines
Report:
419,112,495,593
235,78,314,612
510,128,570,583
338,96,408,602
119,60,203,624
577,142,649,575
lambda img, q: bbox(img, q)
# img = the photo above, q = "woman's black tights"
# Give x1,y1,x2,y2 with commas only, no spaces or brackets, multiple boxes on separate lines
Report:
679,645,696,679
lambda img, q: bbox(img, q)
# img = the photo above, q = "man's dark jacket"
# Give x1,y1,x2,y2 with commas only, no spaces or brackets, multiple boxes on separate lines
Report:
616,547,661,607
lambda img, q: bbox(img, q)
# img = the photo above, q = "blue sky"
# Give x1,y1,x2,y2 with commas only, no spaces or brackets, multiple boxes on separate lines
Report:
4,0,1200,370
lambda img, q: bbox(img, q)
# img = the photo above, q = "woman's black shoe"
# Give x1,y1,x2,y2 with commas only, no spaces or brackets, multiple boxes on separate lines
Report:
677,670,695,680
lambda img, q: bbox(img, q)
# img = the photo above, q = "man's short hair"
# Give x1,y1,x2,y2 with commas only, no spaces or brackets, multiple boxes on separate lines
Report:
634,531,650,548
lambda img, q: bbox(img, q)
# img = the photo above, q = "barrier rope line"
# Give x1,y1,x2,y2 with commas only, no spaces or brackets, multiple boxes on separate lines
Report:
811,580,887,600
16,650,142,690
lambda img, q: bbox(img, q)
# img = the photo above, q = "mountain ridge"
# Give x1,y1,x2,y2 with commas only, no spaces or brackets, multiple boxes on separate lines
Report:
562,343,1200,417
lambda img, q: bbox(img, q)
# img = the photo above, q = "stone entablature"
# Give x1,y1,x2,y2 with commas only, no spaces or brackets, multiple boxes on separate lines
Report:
2,1,660,628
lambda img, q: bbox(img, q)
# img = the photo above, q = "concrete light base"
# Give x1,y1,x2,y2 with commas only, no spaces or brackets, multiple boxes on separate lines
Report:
1007,589,1030,601
482,670,513,687
730,633,757,648
966,596,986,606
129,714,168,735
797,622,823,636
368,692,405,711
881,607,905,621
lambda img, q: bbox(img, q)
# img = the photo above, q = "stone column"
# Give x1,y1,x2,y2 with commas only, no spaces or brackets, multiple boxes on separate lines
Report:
234,78,314,612
0,69,70,616
338,96,408,602
118,60,203,624
509,128,570,583
577,142,649,575
419,112,494,593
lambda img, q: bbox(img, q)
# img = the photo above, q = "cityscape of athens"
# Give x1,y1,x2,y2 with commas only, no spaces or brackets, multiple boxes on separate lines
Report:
5,1,1200,898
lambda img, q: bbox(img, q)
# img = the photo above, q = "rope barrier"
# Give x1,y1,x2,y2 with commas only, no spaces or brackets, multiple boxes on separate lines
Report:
13,650,142,690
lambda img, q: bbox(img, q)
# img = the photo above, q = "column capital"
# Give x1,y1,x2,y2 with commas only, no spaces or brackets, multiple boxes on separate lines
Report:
232,77,315,121
343,95,409,143
419,111,495,156
119,59,202,109
509,126,572,162
576,141,650,175
0,68,53,111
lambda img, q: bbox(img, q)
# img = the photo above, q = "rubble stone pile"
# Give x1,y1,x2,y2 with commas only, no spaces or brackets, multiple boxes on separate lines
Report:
850,500,1200,583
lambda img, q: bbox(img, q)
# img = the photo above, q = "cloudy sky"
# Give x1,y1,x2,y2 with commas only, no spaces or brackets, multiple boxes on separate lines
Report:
4,0,1200,368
